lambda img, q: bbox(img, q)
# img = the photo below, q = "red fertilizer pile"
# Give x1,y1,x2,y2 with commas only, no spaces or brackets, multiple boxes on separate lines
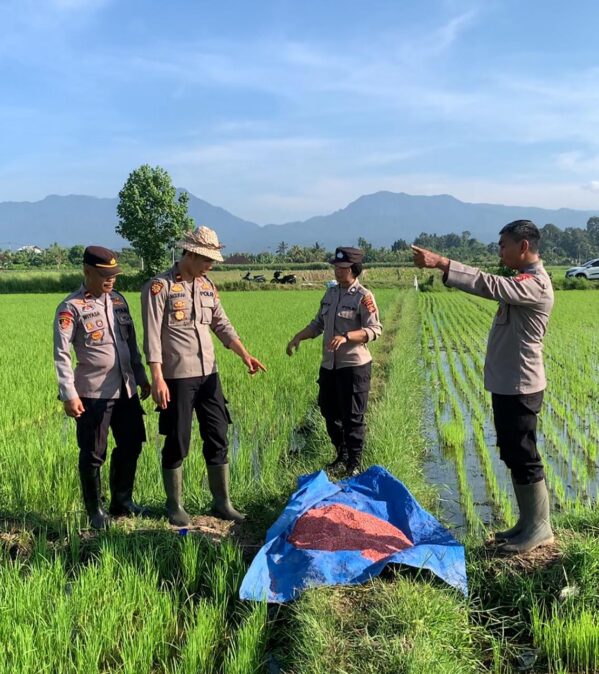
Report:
288,503,413,562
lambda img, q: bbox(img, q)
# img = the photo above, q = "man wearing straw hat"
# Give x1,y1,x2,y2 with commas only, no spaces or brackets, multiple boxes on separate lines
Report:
54,246,151,530
141,225,266,526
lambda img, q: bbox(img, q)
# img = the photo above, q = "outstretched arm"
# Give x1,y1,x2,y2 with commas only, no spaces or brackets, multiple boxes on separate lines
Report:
287,326,319,356
228,338,267,375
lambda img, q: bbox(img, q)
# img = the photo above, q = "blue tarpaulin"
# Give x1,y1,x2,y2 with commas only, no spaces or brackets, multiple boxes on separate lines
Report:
240,465,467,602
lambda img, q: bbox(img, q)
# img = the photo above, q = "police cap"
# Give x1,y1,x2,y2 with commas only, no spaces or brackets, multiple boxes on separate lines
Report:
328,247,364,268
83,246,123,277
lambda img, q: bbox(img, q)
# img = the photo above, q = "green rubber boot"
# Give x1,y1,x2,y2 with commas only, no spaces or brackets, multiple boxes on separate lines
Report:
162,467,191,527
500,480,554,554
207,464,246,523
494,476,523,542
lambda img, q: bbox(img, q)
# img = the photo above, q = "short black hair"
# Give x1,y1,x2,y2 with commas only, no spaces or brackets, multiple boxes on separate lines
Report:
351,262,363,277
499,220,540,253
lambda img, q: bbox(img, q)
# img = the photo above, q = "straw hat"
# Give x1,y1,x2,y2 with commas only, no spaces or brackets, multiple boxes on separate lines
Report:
177,226,225,262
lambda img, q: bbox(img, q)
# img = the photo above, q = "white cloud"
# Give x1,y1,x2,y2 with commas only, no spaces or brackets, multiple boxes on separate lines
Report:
583,181,599,193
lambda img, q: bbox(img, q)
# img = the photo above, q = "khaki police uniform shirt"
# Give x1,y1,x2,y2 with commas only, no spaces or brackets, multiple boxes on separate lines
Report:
308,279,382,370
445,260,554,395
141,265,239,379
53,286,148,401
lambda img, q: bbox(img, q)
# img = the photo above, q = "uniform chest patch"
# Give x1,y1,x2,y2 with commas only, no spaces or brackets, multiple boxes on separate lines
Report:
151,281,164,295
173,300,186,309
171,283,184,293
90,330,103,341
514,273,533,283
174,310,186,321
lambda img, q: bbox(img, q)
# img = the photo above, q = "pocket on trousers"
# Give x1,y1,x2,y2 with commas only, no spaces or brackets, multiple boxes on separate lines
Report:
351,370,371,416
158,407,174,436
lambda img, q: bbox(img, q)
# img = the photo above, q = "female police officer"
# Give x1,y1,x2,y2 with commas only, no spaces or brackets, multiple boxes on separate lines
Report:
286,247,382,476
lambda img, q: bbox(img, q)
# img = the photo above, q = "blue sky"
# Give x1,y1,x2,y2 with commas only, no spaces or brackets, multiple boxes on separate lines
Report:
2,0,599,223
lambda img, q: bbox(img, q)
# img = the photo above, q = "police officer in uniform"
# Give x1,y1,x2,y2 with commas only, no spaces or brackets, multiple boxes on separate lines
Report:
413,220,554,553
53,246,150,529
287,247,382,476
141,226,266,526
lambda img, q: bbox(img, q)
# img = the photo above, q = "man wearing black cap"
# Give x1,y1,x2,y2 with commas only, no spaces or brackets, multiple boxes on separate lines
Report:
287,247,382,476
53,246,150,529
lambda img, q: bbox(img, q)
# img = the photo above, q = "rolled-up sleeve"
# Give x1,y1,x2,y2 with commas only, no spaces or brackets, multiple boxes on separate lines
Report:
359,292,382,342
53,302,78,401
141,280,167,363
445,261,546,306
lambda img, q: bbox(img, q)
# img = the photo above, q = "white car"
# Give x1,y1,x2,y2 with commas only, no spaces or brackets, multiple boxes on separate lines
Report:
565,258,599,279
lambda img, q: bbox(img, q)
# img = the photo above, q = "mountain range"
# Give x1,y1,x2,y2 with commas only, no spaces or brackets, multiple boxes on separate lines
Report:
0,191,597,252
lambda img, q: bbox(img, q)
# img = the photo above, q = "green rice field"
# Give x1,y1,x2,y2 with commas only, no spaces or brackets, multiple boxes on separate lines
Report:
0,286,598,673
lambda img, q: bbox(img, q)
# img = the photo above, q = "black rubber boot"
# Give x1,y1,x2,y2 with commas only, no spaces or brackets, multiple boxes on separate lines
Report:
207,464,246,523
162,467,191,527
79,466,110,530
345,453,362,478
326,445,348,472
109,453,146,517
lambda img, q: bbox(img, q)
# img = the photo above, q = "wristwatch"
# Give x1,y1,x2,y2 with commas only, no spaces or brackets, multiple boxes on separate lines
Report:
342,332,350,342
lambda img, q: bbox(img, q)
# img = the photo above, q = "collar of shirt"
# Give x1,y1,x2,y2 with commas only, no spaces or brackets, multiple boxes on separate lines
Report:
336,279,360,296
169,263,187,284
522,260,543,274
80,284,105,303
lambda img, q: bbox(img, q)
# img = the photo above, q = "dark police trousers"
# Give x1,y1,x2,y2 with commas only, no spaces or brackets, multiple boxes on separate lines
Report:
317,362,371,459
159,373,231,470
76,391,146,471
491,391,544,485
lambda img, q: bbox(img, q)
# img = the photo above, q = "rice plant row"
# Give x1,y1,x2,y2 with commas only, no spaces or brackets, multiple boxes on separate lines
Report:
419,289,599,534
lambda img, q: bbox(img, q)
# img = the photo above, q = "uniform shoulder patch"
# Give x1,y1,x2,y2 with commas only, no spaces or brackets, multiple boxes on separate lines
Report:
57,309,74,330
111,291,126,306
361,293,376,313
150,280,164,295
514,273,534,283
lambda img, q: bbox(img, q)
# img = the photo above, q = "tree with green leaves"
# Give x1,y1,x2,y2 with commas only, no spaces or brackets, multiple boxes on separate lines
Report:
116,164,194,279
586,216,599,248
276,241,289,258
43,243,67,269
67,244,85,266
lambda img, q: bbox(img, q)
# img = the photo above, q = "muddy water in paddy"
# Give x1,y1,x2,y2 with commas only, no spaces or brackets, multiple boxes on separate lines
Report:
422,337,599,535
